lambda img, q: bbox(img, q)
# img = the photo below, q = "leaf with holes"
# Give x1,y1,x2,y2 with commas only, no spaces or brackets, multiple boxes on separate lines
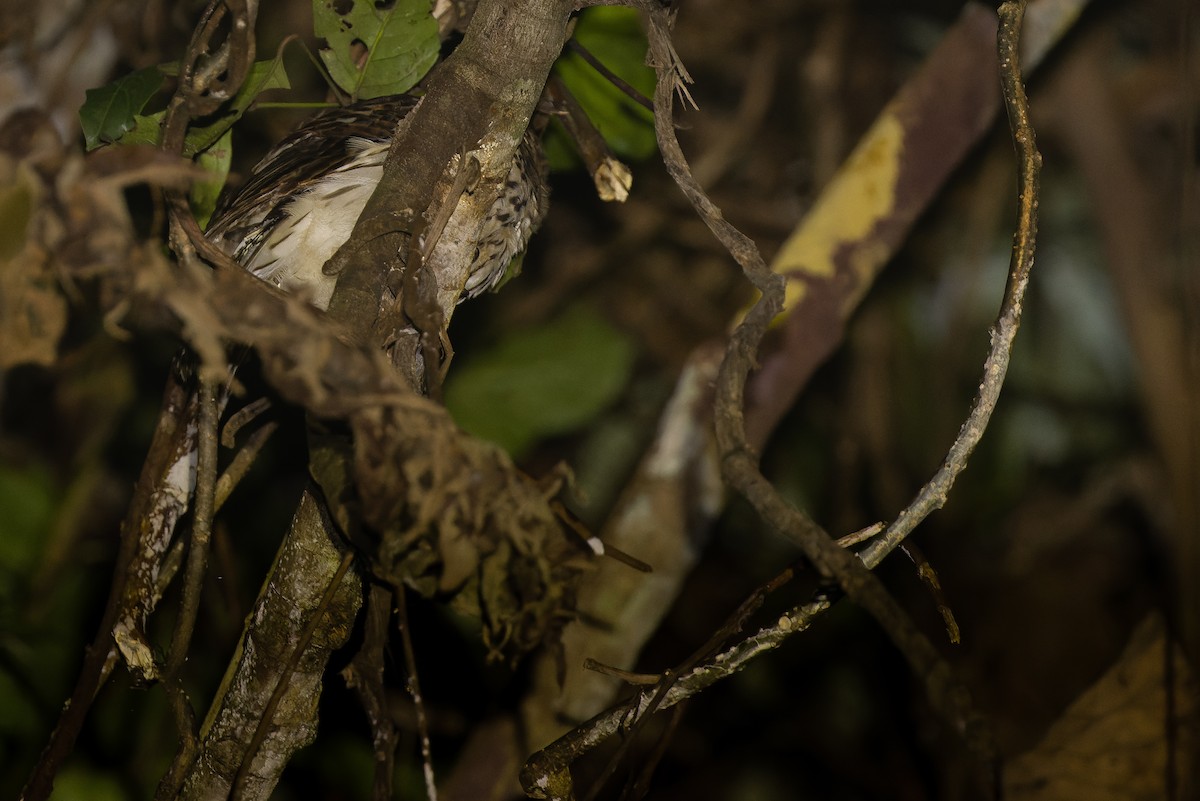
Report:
314,0,438,100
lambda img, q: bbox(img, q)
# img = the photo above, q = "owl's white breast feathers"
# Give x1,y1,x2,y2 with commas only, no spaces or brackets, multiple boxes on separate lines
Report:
244,138,388,310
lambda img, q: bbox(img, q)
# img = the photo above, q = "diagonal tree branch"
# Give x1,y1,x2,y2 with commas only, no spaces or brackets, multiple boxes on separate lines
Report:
166,3,581,797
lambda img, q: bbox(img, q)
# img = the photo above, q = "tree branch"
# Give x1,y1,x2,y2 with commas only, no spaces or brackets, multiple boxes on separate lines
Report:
325,0,576,374
160,5,582,795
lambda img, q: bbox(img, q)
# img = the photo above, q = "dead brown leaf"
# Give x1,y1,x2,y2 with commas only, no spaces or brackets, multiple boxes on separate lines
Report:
1005,613,1199,800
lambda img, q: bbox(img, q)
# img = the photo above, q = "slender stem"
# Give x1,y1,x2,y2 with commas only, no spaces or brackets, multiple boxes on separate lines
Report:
565,39,653,112
396,587,438,801
166,378,219,680
860,0,1040,568
156,377,220,799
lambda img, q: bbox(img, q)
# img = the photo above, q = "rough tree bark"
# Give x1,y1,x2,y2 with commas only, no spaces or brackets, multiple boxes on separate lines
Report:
167,0,581,798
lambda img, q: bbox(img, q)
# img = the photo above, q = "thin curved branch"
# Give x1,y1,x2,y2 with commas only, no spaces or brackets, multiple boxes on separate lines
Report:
648,5,994,775
859,0,1041,568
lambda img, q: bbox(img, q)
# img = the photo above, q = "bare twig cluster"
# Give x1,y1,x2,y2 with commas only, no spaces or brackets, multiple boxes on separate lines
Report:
520,2,1043,798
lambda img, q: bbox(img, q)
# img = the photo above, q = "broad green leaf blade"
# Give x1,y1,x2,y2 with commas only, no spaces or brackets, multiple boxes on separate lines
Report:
235,51,294,106
184,55,293,156
314,0,438,100
85,56,291,154
125,109,238,155
37,765,126,801
551,7,656,163
444,305,636,457
190,128,233,229
117,113,166,147
0,462,56,576
79,66,166,151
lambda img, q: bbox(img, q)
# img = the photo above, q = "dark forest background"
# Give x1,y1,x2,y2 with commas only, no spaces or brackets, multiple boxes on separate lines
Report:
1,0,1196,799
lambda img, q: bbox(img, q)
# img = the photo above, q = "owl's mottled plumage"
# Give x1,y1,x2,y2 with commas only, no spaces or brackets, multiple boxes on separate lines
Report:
205,94,548,309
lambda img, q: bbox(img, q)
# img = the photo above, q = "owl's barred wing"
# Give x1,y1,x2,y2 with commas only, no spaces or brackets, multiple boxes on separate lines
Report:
205,94,422,262
202,91,546,308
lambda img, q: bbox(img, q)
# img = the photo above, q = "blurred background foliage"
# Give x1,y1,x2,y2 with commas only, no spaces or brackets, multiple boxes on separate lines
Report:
1,0,1195,798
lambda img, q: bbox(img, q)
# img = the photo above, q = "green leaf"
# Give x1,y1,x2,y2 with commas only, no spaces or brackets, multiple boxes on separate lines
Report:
84,55,292,155
80,55,289,220
184,53,295,156
236,51,294,104
45,764,128,801
104,113,164,148
179,54,293,157
444,305,636,457
552,7,656,162
79,53,290,155
191,128,233,229
314,0,438,100
0,463,56,575
0,671,42,737
79,66,166,151
0,460,56,635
